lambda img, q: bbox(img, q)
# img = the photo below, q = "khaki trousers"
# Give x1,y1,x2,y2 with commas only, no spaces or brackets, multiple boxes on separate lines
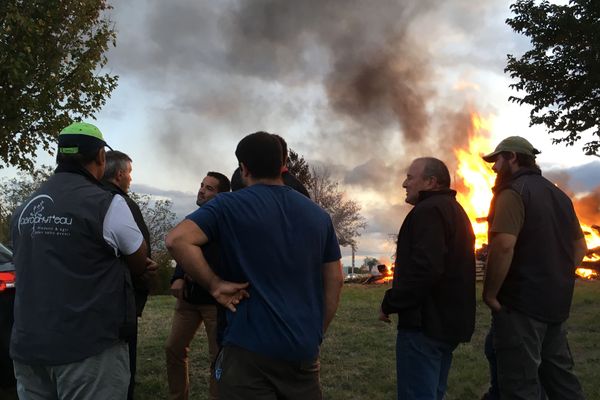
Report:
165,299,219,400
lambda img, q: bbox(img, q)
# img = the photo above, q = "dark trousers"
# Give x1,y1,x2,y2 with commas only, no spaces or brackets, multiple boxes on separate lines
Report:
215,345,321,400
483,326,500,399
484,321,547,400
395,329,457,400
493,308,584,400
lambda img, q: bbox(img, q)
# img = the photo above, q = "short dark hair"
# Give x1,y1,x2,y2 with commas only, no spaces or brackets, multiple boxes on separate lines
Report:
230,168,245,191
56,148,102,167
272,134,288,165
207,171,231,193
235,132,282,179
499,151,538,169
417,157,451,188
103,150,132,180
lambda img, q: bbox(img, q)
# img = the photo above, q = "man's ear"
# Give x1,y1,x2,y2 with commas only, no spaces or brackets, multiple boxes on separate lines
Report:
240,162,250,178
429,175,439,189
96,148,106,167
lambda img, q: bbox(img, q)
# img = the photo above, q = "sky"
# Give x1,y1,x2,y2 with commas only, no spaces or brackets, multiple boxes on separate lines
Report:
5,0,600,266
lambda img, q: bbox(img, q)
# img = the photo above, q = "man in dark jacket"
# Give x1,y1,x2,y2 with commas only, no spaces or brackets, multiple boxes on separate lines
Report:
165,171,230,400
102,150,157,400
380,157,476,400
482,136,587,399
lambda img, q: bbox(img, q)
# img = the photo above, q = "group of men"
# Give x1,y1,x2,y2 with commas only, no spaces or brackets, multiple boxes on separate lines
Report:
7,121,587,400
9,124,343,400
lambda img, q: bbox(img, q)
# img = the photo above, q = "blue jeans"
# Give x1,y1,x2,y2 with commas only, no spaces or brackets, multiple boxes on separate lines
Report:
396,329,457,400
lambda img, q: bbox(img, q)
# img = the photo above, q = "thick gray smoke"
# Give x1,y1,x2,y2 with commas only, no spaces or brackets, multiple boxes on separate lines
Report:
105,0,600,257
108,0,512,180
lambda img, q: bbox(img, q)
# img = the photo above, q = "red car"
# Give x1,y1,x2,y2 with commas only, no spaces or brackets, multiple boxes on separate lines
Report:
0,243,15,389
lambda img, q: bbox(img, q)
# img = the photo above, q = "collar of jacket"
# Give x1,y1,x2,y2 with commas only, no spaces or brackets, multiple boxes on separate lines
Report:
101,179,129,197
54,163,103,187
492,167,541,194
417,188,457,203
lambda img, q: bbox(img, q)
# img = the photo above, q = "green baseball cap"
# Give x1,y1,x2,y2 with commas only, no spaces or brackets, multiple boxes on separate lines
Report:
58,122,112,155
482,136,541,162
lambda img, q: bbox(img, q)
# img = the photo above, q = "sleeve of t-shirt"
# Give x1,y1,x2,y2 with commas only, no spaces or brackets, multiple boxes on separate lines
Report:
186,200,220,241
103,195,144,256
323,217,342,263
489,189,524,236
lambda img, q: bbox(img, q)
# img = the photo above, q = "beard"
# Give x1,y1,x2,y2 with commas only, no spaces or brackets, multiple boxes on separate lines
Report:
494,161,513,188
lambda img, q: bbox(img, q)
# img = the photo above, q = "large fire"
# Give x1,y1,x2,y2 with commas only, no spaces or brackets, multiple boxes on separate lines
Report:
578,226,600,279
454,113,599,280
378,263,394,284
454,114,495,250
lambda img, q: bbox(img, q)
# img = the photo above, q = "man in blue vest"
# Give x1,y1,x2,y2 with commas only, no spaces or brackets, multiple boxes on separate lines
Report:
482,136,587,399
166,132,343,400
10,122,149,399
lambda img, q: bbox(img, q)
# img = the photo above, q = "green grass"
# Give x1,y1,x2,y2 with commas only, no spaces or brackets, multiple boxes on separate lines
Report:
134,281,600,399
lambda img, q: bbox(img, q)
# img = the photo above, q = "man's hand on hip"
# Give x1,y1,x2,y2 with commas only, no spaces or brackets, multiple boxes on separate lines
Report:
209,277,250,312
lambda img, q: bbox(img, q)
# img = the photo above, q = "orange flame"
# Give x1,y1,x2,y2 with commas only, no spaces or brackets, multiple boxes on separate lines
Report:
454,114,495,249
575,267,598,280
582,226,600,257
453,113,598,280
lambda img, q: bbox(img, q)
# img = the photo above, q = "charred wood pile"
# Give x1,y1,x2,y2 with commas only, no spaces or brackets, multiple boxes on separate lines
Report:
475,244,488,282
581,248,600,272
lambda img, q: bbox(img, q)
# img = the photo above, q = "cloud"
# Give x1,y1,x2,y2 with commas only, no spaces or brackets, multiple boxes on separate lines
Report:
545,161,600,194
106,0,517,170
131,183,196,220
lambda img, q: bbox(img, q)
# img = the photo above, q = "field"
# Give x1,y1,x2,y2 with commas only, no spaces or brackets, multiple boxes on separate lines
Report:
134,280,600,400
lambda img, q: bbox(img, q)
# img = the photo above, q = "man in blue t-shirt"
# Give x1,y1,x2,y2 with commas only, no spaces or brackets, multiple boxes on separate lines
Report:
166,131,343,400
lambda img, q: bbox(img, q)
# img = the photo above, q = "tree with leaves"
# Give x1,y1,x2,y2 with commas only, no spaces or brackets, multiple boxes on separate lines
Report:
286,149,312,188
309,167,367,250
128,193,176,254
286,149,367,250
128,192,177,295
505,0,600,155
361,256,379,273
0,165,53,243
0,0,118,171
